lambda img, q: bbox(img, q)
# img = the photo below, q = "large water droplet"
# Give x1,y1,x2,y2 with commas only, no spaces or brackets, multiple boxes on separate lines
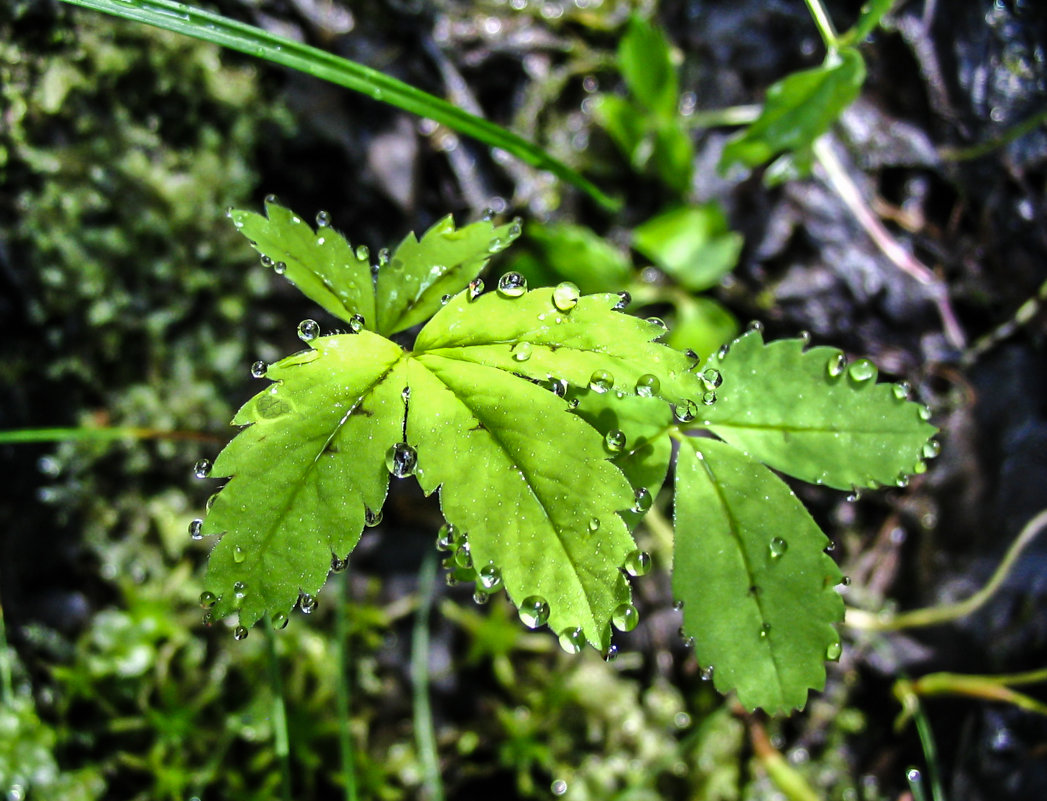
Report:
251,360,268,379
199,591,217,609
299,593,318,614
918,405,932,421
544,377,568,398
192,458,210,479
848,358,877,383
893,381,911,401
512,342,532,362
624,549,651,576
631,487,653,514
552,281,580,311
349,314,365,333
612,603,639,632
702,390,717,406
922,439,941,459
769,537,788,559
298,319,320,342
826,641,842,661
365,507,383,527
315,210,331,227
604,429,626,454
233,545,246,564
273,261,286,275
558,627,585,654
701,367,723,389
673,399,698,423
472,589,490,605
468,278,485,300
260,254,274,268
233,625,249,641
385,443,418,478
272,611,289,630
436,523,458,551
589,369,614,393
497,271,527,298
645,316,668,335
551,778,568,796
233,581,247,599
602,644,619,662
478,563,502,592
613,291,630,311
331,554,349,572
355,245,370,262
746,320,764,334
453,542,473,569
518,596,550,628
634,374,660,397
827,353,846,377
189,519,203,540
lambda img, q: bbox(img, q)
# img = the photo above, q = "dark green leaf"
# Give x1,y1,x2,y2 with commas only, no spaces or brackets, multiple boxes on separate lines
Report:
619,15,679,119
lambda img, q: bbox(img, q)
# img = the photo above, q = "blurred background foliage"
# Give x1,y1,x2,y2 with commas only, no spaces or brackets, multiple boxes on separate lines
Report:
2,0,1046,799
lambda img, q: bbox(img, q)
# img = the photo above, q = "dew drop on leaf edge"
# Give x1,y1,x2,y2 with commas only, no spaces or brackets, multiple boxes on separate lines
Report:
298,318,320,342
604,429,626,454
826,641,843,661
189,519,203,540
847,357,877,383
589,369,614,393
558,627,585,654
624,549,651,577
386,442,418,478
827,353,846,378
299,593,318,614
233,625,249,641
673,399,698,423
518,596,550,628
272,611,289,630
478,563,502,591
349,314,365,333
612,603,639,632
631,487,653,514
468,278,484,300
250,360,267,379
199,591,216,609
552,281,580,311
496,271,527,298
194,458,212,479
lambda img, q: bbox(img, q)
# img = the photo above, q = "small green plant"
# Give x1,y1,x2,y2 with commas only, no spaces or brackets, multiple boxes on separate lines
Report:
195,199,935,714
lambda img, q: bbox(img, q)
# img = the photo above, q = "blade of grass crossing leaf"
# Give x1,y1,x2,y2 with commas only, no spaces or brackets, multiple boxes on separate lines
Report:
58,0,619,210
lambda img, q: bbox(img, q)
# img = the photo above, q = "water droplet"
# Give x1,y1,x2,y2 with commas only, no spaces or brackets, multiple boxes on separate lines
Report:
645,316,668,334
589,369,614,393
588,517,600,532
918,405,932,421
746,320,764,333
913,459,928,475
299,593,317,614
349,314,365,333
355,245,370,262
613,291,631,311
512,342,533,362
233,581,247,598
702,390,717,405
701,367,723,389
558,627,585,654
624,549,651,576
612,603,639,632
519,596,550,628
233,545,246,563
551,778,568,796
365,508,383,527
906,768,922,785
385,443,418,478
671,399,698,423
468,278,485,300
544,377,568,398
331,554,349,572
634,374,660,397
632,487,653,515
472,589,490,605
827,353,847,377
199,591,217,608
602,644,619,661
893,381,911,401
401,386,411,403
716,343,730,360
826,641,842,661
672,600,684,611
552,281,580,311
604,429,626,454
189,519,203,540
846,486,862,503
922,439,941,459
265,193,279,205
769,537,789,559
700,665,714,681
315,210,331,227
454,542,473,569
194,458,212,479
839,575,852,587
274,261,287,275
298,319,320,342
798,330,811,347
496,271,527,297
824,540,837,553
759,622,771,639
436,523,457,551
848,358,877,383
260,254,274,268
478,563,502,591
272,611,289,630
233,625,249,641
481,207,495,222
251,360,268,379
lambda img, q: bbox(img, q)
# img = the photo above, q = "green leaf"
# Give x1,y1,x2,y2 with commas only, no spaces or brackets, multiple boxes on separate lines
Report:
673,436,843,713
699,331,937,491
633,204,743,292
719,48,866,171
515,222,633,295
375,215,522,335
202,332,407,626
651,120,695,193
619,15,678,120
593,93,648,168
229,198,376,327
666,297,738,362
838,0,896,48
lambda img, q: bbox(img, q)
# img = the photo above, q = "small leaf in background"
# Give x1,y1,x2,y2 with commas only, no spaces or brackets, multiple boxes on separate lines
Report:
202,332,408,626
719,48,866,172
632,204,743,292
618,14,679,120
592,93,650,169
665,297,739,362
673,436,843,714
838,0,896,47
699,331,937,490
375,214,522,335
651,121,695,194
511,221,633,294
229,198,376,327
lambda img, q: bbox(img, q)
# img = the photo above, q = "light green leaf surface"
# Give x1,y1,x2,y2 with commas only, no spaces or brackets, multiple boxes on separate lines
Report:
673,436,843,713
415,287,701,406
229,198,376,327
407,357,636,649
375,215,521,335
666,297,738,362
619,14,678,120
720,48,865,171
202,332,407,625
516,222,633,294
633,204,743,292
699,331,937,490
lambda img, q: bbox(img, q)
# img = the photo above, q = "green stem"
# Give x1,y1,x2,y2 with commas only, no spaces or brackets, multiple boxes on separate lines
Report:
411,549,444,801
264,618,293,801
57,0,619,211
0,602,13,705
334,573,359,801
803,0,839,52
910,697,945,801
940,107,1047,161
0,426,220,443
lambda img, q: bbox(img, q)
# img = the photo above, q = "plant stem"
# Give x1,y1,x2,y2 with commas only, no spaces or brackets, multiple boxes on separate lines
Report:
334,573,360,801
411,549,445,801
0,602,13,705
910,695,945,801
803,0,839,52
264,618,293,801
0,426,220,443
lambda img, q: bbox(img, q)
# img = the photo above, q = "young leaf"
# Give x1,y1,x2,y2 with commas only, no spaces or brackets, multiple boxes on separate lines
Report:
699,331,936,490
673,436,843,714
375,215,522,335
202,332,408,626
229,198,376,328
618,14,679,120
632,204,743,292
719,48,865,172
